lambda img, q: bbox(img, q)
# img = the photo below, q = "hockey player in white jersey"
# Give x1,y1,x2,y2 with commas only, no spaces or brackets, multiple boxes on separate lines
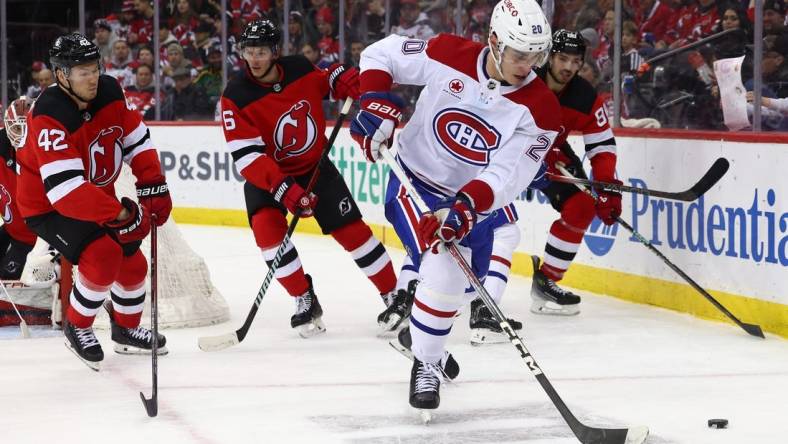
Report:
351,0,561,413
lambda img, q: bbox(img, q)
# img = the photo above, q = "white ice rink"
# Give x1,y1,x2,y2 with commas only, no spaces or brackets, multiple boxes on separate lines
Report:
1,224,787,444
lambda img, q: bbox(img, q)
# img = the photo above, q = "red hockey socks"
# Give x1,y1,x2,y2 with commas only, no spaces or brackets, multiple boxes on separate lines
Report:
331,219,396,295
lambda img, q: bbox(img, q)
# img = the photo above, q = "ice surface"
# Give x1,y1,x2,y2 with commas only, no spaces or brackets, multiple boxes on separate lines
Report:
1,224,786,444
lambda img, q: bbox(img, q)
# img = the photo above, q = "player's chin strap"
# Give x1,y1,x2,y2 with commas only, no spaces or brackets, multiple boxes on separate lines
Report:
487,39,506,80
56,67,95,104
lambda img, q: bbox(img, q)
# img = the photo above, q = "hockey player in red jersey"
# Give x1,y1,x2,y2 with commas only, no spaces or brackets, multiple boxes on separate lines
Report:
352,0,560,413
0,97,38,279
528,29,622,315
220,20,403,338
16,33,172,370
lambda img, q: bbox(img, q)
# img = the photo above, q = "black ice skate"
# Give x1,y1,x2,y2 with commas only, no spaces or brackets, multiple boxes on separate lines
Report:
63,321,103,371
105,301,168,355
530,255,581,316
469,298,522,345
409,357,443,419
389,326,459,380
377,279,417,333
291,274,326,338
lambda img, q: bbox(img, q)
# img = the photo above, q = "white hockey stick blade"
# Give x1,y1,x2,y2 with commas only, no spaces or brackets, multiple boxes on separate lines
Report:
624,425,649,444
20,320,31,339
198,332,240,351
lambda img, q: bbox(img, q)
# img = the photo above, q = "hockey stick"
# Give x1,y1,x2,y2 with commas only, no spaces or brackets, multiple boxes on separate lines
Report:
140,216,159,417
198,97,354,352
381,149,649,444
0,280,31,338
547,157,729,201
556,165,764,339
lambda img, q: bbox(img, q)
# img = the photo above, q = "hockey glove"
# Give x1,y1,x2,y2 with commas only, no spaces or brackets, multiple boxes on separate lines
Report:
136,181,172,226
595,180,623,225
350,92,404,162
106,197,151,244
417,194,476,253
273,177,318,217
544,143,574,177
327,63,360,101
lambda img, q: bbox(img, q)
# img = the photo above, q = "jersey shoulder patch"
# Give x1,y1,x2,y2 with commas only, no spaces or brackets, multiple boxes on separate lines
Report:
426,33,483,80
558,75,597,115
31,85,82,134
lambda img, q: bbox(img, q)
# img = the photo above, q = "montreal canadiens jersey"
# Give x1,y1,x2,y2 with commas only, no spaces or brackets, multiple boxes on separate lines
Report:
0,129,37,245
17,76,164,223
361,33,562,211
535,65,617,180
220,56,332,192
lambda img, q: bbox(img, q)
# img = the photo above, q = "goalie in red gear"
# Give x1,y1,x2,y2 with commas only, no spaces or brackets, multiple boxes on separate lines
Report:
0,97,38,280
16,33,171,370
219,19,400,338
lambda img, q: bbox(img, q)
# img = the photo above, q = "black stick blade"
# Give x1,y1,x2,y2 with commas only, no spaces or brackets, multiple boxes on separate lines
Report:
140,392,158,417
688,157,730,199
742,322,765,339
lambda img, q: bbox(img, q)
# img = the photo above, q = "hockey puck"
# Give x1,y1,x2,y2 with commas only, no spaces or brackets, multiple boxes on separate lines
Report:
707,419,728,429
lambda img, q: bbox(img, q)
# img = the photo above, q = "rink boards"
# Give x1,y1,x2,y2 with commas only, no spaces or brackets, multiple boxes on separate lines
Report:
147,123,788,337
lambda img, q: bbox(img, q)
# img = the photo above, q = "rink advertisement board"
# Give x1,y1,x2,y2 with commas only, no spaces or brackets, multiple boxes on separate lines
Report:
148,123,787,336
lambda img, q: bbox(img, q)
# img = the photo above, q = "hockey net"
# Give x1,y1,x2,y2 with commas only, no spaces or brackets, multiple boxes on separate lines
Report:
27,166,230,329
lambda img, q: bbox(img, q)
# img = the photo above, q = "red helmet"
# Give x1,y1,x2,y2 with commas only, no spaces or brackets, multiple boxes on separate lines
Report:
3,96,32,148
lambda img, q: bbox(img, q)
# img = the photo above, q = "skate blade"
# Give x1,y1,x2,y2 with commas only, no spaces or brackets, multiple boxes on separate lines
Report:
377,314,407,336
113,343,169,355
469,329,509,346
388,337,414,360
418,409,433,424
625,425,649,444
296,317,326,338
64,341,101,372
530,300,580,316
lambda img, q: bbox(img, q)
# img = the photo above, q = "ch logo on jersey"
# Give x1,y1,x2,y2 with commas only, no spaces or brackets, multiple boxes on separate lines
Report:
432,108,501,166
274,100,317,161
0,185,13,224
89,126,124,186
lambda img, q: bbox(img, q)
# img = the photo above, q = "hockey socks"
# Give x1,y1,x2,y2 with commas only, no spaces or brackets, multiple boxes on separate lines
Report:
331,219,396,296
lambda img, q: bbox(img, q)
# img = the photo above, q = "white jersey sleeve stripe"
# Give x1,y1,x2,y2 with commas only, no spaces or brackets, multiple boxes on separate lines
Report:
45,176,86,204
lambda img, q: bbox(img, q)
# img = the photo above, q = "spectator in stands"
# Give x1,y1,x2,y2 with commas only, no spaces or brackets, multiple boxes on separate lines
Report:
578,60,602,88
93,19,117,64
125,64,158,120
132,45,156,71
165,66,213,120
194,43,223,105
712,4,753,58
637,0,675,48
305,0,329,40
288,11,310,54
352,0,386,44
316,7,339,68
114,0,137,41
163,42,196,80
350,40,365,67
194,20,218,57
763,0,786,33
26,68,53,99
762,34,788,97
105,39,135,88
593,9,614,60
158,21,180,57
171,0,201,45
690,0,720,41
130,0,155,45
391,0,435,40
301,41,321,65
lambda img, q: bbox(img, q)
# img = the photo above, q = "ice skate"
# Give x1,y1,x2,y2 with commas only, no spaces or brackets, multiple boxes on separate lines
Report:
377,279,417,333
63,321,103,371
291,274,326,338
389,326,459,380
469,299,522,346
105,301,168,355
530,255,581,316
409,357,443,412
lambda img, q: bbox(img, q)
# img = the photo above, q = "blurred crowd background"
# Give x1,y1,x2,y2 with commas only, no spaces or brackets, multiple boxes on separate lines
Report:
1,0,786,130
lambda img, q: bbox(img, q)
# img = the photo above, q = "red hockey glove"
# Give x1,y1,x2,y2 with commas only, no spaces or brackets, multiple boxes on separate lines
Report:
272,177,318,217
350,92,404,162
595,180,623,225
327,63,360,101
136,181,171,226
417,194,476,253
544,143,574,177
105,197,151,243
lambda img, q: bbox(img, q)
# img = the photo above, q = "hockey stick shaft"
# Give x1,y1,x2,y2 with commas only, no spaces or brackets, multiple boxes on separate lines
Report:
198,98,354,352
0,280,31,338
556,165,764,339
546,157,729,202
140,216,159,417
382,149,646,444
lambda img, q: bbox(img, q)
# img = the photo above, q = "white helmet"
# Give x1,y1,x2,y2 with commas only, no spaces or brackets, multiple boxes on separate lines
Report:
488,0,552,76
3,96,32,149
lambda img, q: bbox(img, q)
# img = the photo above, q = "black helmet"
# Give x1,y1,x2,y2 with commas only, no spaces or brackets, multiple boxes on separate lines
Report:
49,32,101,71
551,29,586,59
239,19,281,52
